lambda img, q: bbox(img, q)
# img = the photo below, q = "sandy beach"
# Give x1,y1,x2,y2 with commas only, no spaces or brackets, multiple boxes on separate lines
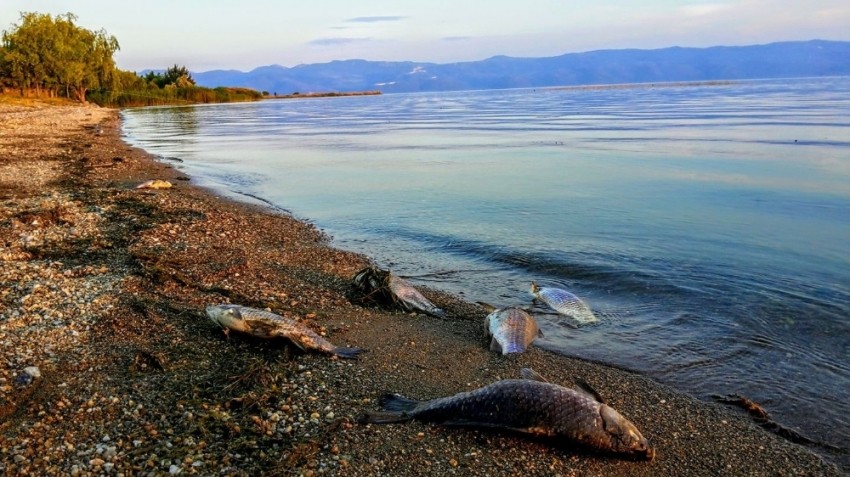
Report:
0,102,840,476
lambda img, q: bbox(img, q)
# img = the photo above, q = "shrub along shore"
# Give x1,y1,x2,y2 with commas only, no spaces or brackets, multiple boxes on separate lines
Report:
0,101,840,476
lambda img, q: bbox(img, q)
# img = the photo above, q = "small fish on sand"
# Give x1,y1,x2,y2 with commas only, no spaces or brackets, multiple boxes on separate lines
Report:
353,266,447,319
206,304,365,359
136,179,173,189
530,281,597,324
359,368,654,460
479,302,541,355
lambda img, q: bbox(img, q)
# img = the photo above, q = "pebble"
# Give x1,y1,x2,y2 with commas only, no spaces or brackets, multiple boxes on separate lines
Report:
23,366,41,379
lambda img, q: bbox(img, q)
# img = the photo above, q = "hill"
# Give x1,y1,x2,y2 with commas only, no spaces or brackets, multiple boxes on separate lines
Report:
191,40,850,94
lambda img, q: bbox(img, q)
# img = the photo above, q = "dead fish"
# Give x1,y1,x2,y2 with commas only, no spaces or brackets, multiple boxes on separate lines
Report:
136,179,173,189
530,281,597,324
479,302,541,355
205,304,365,359
353,266,447,318
359,368,654,460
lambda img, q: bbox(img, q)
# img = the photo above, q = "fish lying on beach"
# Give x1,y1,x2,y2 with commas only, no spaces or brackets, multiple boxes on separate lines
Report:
359,368,654,460
353,266,447,318
479,302,541,355
530,281,597,324
136,179,173,189
205,304,365,359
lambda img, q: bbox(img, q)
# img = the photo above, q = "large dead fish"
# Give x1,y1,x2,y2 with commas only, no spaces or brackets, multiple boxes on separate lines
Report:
206,304,365,359
359,368,653,460
353,266,447,318
479,302,541,355
530,281,597,324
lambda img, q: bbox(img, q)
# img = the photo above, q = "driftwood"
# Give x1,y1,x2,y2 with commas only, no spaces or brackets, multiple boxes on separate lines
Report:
713,394,842,451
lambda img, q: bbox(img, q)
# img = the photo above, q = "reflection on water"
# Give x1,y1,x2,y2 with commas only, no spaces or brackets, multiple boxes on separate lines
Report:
123,77,850,467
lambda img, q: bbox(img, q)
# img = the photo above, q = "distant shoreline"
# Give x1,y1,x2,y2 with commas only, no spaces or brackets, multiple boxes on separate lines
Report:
548,79,738,92
265,90,382,100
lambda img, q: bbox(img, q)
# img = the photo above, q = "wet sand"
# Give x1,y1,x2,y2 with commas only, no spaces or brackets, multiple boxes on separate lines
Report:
0,102,840,476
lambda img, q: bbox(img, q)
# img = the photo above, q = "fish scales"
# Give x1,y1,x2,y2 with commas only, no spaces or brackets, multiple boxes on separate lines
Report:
486,307,539,354
353,266,447,319
387,274,447,318
206,304,364,359
364,377,653,459
395,380,599,436
531,281,597,324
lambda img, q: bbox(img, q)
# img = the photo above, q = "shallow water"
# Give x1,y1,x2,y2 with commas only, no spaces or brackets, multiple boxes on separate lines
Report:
122,78,850,463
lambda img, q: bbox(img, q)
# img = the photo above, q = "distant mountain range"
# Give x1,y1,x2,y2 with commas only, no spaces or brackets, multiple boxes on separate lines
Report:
191,40,850,94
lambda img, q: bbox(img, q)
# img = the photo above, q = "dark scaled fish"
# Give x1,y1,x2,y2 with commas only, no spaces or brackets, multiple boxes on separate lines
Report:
353,266,447,318
359,368,654,460
479,302,541,355
206,304,365,359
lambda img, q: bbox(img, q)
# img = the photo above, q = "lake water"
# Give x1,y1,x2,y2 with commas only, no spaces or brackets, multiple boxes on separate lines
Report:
122,77,850,465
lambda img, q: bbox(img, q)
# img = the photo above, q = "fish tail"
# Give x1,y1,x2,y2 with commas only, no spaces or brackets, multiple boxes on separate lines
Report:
358,393,421,425
333,347,367,359
379,393,421,412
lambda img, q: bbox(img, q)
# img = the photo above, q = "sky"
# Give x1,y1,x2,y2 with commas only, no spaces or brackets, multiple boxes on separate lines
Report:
2,0,848,73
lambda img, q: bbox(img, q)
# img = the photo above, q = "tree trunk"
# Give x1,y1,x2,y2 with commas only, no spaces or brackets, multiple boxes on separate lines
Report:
74,86,88,103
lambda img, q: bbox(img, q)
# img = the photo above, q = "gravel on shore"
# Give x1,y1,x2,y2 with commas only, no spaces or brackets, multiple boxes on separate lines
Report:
0,102,841,476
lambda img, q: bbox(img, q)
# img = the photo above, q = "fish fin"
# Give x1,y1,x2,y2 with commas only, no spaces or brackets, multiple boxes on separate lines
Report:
288,340,308,352
273,333,307,351
379,393,420,412
248,321,286,340
476,301,497,313
357,411,412,424
333,347,366,359
489,337,503,353
428,307,448,319
440,418,496,428
439,420,553,436
574,377,606,404
520,368,550,383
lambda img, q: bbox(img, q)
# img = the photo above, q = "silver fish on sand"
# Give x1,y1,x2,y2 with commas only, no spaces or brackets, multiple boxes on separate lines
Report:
530,281,597,324
479,302,541,355
206,304,365,359
353,266,447,319
359,368,654,460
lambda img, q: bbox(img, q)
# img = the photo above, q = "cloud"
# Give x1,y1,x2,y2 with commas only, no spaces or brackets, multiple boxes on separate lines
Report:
346,15,406,23
309,37,372,46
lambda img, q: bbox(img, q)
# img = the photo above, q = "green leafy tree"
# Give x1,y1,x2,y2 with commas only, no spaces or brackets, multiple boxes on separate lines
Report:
142,64,195,89
2,11,261,107
165,64,195,87
1,12,119,101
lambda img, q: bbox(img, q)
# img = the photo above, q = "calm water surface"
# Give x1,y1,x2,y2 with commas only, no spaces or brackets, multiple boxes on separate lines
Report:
122,78,850,464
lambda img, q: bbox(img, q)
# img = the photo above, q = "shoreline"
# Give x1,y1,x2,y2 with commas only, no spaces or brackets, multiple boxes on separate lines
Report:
0,102,841,476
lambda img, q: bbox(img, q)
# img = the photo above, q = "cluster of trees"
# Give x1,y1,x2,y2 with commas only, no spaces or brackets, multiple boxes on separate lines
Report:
1,12,117,102
89,64,262,107
1,12,261,106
